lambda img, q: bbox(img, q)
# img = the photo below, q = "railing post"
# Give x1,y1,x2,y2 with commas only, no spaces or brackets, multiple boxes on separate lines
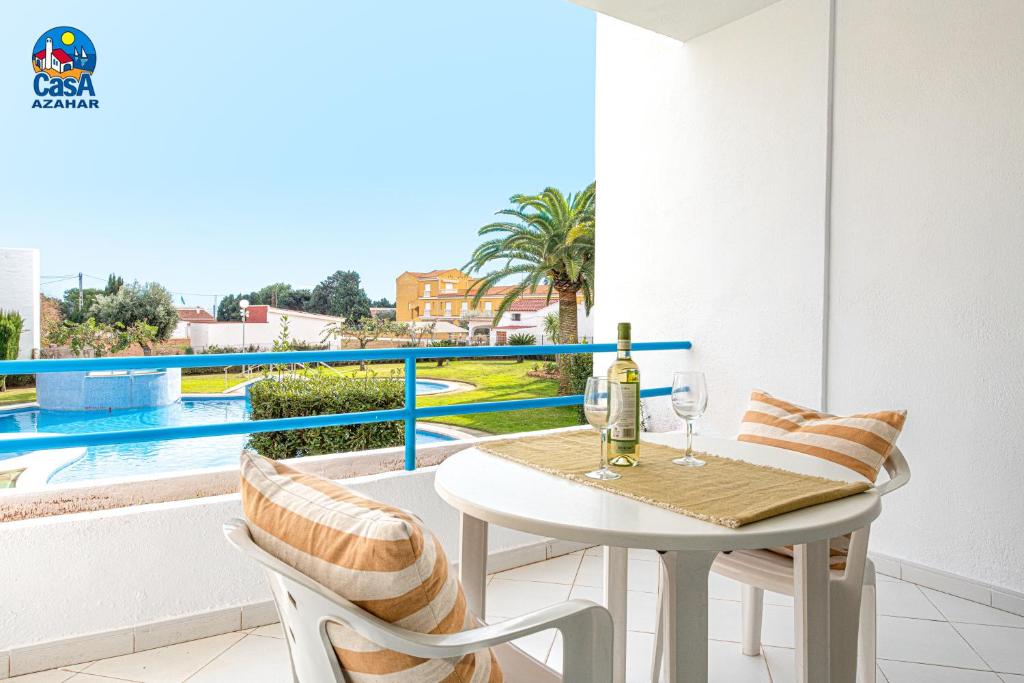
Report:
404,355,417,471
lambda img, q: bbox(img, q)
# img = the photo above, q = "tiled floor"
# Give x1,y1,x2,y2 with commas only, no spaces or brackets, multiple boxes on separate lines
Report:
13,548,1024,682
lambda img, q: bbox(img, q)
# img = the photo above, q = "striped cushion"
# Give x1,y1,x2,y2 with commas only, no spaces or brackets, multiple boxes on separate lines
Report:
240,451,502,682
738,390,905,482
738,390,906,571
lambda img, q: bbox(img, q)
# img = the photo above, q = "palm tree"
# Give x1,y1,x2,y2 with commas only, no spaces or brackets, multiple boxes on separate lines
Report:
464,183,595,345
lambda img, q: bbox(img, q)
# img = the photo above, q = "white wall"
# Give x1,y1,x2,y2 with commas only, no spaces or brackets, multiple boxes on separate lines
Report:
595,0,1024,593
594,0,829,435
827,0,1024,593
0,248,41,358
0,466,542,650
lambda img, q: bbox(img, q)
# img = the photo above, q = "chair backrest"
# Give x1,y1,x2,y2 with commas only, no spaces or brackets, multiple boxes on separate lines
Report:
224,518,349,682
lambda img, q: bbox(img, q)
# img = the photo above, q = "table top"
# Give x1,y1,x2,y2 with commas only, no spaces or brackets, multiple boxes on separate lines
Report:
434,430,881,552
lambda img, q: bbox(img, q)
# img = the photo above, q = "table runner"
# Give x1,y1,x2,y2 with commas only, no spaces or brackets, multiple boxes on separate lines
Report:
475,431,870,528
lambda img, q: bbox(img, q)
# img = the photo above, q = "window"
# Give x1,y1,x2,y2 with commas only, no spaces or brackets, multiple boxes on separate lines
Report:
445,282,454,291
484,301,492,312
424,303,432,316
511,313,521,321
423,284,431,296
445,302,452,316
461,302,469,314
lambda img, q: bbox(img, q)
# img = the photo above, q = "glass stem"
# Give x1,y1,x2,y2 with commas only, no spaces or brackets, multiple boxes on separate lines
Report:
686,418,694,458
601,428,609,469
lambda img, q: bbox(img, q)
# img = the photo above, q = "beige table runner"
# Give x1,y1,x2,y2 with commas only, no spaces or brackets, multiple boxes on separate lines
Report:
476,431,870,528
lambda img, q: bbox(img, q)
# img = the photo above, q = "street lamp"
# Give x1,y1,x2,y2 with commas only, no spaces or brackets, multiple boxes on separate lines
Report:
239,299,249,372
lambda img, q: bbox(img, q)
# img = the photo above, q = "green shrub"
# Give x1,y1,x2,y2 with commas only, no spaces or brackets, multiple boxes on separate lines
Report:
507,333,535,363
0,311,24,391
561,342,593,423
246,374,405,459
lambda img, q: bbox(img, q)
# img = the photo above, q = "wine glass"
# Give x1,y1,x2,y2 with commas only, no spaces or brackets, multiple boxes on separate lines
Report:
584,377,624,480
671,371,708,467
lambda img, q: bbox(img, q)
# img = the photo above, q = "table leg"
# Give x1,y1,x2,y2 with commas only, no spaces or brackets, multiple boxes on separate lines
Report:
459,512,488,620
794,539,831,683
603,546,628,683
660,550,717,683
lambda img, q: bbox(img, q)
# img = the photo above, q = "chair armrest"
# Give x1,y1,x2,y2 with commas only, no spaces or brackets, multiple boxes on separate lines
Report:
320,599,611,660
875,447,911,496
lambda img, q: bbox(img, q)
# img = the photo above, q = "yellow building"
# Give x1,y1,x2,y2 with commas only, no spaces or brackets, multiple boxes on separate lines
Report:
395,269,551,338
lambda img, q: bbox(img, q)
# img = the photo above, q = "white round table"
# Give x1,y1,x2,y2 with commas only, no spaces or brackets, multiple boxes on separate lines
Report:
434,431,881,683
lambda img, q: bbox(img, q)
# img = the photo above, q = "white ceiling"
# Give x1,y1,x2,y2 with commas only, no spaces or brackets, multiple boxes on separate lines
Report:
568,0,784,42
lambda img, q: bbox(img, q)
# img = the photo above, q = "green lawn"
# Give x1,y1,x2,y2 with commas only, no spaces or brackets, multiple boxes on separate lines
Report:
180,372,252,394
331,360,579,435
0,386,36,407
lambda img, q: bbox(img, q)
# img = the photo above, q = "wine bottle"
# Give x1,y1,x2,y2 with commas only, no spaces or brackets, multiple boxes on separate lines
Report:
607,322,640,466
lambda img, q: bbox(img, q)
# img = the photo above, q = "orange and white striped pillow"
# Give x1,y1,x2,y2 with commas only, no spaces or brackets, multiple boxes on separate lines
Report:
738,390,906,570
737,390,906,482
240,451,502,682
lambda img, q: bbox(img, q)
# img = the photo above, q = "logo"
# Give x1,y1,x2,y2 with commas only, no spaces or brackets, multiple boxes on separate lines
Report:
31,26,98,109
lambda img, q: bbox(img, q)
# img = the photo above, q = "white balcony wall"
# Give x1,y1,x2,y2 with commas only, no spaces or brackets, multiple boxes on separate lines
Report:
0,248,41,358
0,465,543,650
595,0,1024,593
594,0,829,434
827,0,1024,594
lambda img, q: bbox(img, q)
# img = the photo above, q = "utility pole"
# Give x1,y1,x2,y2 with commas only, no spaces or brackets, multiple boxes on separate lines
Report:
77,272,84,313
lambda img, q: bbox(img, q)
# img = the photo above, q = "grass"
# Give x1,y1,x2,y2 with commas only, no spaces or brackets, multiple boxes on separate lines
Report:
180,372,251,394
0,386,36,407
332,360,580,434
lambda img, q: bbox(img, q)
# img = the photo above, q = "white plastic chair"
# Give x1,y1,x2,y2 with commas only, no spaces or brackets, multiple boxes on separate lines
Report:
649,447,910,683
224,519,614,683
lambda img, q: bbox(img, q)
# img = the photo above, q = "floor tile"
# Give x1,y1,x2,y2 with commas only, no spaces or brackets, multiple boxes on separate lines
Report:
955,623,1024,674
485,578,571,620
877,616,989,670
493,553,582,585
628,549,661,563
6,671,78,682
706,639,771,682
83,632,246,683
627,558,661,593
68,676,141,682
1001,675,1024,682
879,659,1002,682
574,555,603,587
249,623,284,639
708,573,742,601
923,589,1024,628
877,581,945,620
510,627,558,664
707,598,794,648
568,585,660,633
186,635,291,683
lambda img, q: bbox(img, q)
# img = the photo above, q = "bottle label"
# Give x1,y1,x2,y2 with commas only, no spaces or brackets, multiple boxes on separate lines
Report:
611,382,639,442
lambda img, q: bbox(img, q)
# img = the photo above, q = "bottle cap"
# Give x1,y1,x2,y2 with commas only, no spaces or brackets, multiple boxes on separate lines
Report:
617,322,631,341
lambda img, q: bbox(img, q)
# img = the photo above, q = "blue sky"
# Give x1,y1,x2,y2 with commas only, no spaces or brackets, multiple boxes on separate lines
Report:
0,1,595,308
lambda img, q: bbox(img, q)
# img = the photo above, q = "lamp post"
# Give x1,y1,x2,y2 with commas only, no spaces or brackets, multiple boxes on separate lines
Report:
239,299,249,373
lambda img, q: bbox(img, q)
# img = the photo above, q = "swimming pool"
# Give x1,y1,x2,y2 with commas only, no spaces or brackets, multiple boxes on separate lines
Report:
0,397,456,484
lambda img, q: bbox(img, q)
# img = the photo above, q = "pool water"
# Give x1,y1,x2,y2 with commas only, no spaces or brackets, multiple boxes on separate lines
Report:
0,396,455,484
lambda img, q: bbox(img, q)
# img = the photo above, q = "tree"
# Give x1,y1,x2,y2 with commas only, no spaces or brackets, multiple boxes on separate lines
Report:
59,287,103,323
464,183,595,346
0,310,24,391
322,317,396,371
90,281,178,354
542,311,560,344
370,297,395,308
47,319,156,358
104,273,124,294
309,270,371,321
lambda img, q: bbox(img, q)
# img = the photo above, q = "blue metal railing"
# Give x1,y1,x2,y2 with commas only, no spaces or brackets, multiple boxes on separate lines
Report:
0,341,691,470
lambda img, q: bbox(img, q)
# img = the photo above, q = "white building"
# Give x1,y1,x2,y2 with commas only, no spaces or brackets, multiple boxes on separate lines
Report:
0,247,40,359
186,305,344,351
488,298,594,345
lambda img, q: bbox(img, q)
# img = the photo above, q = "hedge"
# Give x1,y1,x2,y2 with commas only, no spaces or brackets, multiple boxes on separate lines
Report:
246,374,405,459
